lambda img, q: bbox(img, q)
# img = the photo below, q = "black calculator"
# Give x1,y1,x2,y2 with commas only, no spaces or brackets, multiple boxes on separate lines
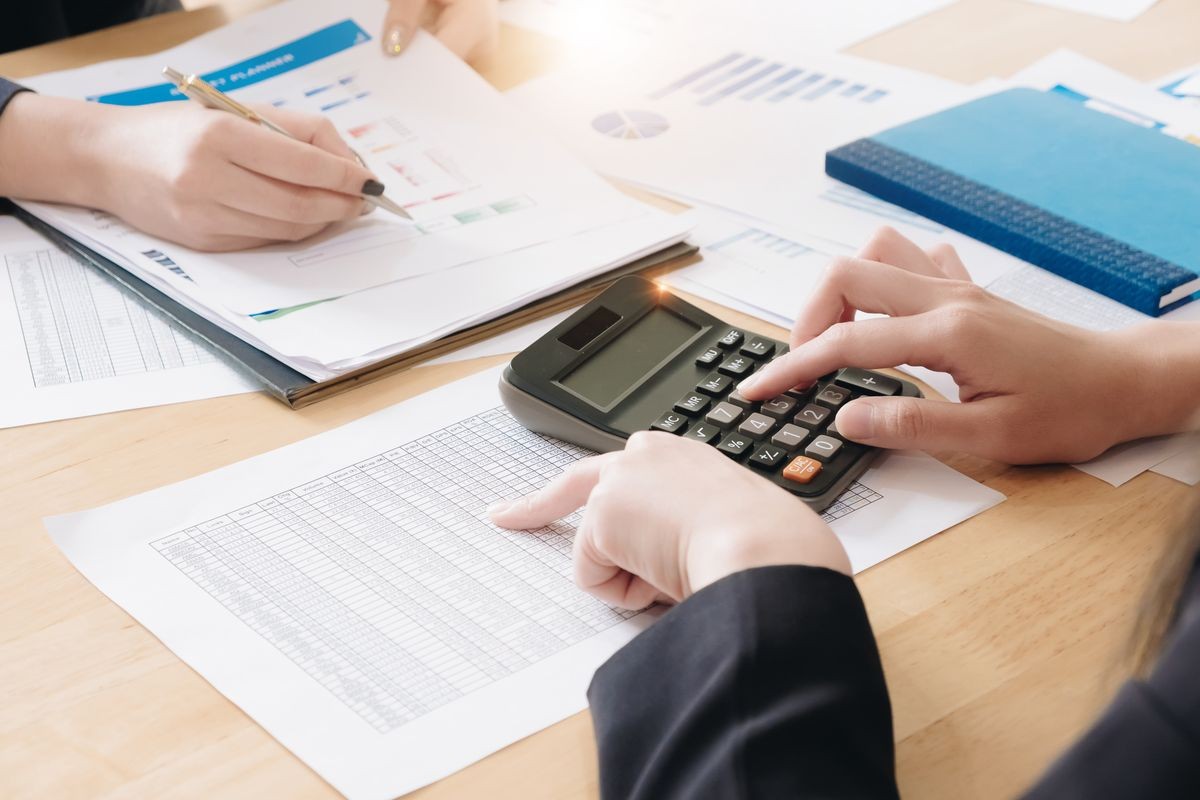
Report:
500,276,920,510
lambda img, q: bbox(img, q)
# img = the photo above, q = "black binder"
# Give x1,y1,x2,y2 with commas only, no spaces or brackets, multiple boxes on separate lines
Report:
7,204,697,408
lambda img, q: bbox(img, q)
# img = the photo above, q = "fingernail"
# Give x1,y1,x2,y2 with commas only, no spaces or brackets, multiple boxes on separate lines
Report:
384,26,407,56
836,403,875,441
487,500,512,516
362,179,385,197
739,374,760,393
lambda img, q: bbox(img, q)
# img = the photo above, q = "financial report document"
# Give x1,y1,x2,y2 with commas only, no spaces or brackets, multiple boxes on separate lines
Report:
47,366,1001,798
0,217,255,428
21,0,650,315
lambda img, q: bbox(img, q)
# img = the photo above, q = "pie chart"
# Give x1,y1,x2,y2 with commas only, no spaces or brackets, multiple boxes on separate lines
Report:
591,109,670,139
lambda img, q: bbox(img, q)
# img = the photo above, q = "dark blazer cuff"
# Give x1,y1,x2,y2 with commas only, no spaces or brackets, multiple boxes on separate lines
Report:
0,78,32,117
588,565,896,800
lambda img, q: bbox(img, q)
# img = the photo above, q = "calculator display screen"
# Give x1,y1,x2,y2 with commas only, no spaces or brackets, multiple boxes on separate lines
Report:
559,306,700,408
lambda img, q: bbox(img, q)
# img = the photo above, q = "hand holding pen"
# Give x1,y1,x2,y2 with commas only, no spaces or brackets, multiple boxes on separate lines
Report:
163,68,411,221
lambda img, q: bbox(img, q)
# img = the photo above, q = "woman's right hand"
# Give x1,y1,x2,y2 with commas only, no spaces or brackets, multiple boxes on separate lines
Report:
490,432,849,610
738,227,1200,464
88,101,377,251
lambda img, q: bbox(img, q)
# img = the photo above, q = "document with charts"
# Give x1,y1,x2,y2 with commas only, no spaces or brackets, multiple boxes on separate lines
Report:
508,37,1032,287
20,0,647,315
46,366,1001,799
0,217,256,428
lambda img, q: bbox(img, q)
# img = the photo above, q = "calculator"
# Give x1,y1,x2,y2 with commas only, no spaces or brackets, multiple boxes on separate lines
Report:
500,276,920,510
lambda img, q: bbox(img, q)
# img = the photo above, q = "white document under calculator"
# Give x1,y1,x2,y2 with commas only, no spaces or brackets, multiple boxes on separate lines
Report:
46,366,1001,798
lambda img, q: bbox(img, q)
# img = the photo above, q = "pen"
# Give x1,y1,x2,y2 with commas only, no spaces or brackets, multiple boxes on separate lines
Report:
161,66,412,221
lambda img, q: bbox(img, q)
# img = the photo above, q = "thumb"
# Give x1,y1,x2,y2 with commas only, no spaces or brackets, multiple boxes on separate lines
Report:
382,0,428,56
835,396,995,453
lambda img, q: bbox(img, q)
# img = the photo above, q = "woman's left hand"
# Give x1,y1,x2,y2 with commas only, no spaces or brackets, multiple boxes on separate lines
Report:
380,0,500,62
489,432,850,610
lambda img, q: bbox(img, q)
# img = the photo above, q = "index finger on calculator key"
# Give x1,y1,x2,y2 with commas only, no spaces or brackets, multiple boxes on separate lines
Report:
746,315,941,400
789,257,953,348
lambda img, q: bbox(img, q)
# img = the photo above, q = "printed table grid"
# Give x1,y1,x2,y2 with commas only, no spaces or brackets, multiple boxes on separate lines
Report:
5,247,217,388
822,480,882,521
152,408,637,733
151,407,880,732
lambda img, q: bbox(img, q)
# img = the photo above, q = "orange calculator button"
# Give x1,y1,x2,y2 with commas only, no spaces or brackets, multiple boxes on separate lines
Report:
782,456,822,485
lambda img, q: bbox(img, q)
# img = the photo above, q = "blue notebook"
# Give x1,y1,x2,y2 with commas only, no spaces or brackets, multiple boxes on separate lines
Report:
825,88,1200,316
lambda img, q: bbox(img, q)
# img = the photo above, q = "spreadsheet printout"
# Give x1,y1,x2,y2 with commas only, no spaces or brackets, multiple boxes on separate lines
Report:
0,217,256,428
46,367,1001,799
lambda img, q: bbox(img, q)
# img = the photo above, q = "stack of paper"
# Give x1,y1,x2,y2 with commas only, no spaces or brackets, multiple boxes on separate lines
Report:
0,217,259,428
17,0,690,382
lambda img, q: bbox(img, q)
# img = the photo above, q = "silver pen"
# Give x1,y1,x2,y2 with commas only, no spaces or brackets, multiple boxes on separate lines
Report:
162,66,412,220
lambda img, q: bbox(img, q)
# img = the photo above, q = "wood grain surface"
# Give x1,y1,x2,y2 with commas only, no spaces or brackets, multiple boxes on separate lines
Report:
2,1,1198,797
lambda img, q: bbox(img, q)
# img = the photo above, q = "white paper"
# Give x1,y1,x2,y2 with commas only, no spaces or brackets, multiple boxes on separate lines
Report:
1158,64,1200,106
47,365,1001,798
662,208,848,329
508,41,1029,289
1150,439,1200,485
21,0,646,314
0,217,257,428
1010,50,1200,143
425,309,574,366
500,0,955,55
1021,0,1159,22
1073,435,1195,487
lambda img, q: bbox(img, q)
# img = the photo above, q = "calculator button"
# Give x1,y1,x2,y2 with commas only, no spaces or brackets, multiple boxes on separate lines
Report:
737,413,776,440
717,355,755,377
650,412,687,434
717,329,744,349
696,372,733,396
814,384,852,408
726,388,756,409
805,435,843,462
683,422,722,445
749,444,786,468
740,337,776,359
825,417,841,437
716,433,752,458
705,401,744,429
770,424,810,452
759,394,799,420
835,368,901,396
696,347,723,367
793,404,830,429
674,393,710,416
782,456,823,485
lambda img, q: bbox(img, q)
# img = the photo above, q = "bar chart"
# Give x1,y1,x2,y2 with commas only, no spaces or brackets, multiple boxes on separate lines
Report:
650,51,892,107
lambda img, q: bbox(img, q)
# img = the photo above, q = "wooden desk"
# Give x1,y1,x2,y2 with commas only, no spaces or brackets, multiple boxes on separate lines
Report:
3,2,1198,797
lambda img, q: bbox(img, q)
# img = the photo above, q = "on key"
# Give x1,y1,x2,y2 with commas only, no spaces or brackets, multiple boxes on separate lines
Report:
835,368,901,396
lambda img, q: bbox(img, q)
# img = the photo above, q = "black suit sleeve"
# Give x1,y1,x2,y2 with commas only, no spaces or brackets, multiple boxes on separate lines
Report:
0,78,31,117
588,565,898,800
1021,572,1200,798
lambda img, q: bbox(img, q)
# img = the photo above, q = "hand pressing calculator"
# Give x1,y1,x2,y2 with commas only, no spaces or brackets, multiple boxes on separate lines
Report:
500,276,920,510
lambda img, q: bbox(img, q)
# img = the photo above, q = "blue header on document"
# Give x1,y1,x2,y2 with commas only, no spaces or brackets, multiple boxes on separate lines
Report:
89,19,371,106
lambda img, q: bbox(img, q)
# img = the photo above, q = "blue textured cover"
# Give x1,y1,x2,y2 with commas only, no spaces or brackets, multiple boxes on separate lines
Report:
825,88,1200,316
